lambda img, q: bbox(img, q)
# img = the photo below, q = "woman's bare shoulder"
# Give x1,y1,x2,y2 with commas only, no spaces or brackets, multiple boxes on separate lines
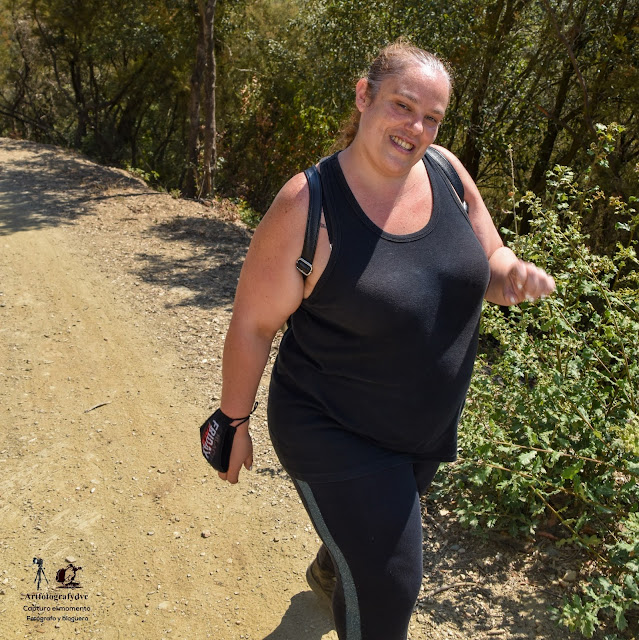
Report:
243,171,312,279
231,172,312,329
261,172,309,232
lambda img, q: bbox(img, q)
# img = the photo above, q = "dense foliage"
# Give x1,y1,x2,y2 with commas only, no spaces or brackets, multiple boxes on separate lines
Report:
442,125,639,637
215,0,638,225
1,0,637,233
0,0,195,185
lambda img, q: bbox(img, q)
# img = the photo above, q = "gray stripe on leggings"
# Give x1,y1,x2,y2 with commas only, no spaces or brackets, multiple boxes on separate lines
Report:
297,479,361,640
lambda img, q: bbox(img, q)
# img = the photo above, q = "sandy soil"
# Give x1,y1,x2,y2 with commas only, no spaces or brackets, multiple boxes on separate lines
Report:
0,138,600,640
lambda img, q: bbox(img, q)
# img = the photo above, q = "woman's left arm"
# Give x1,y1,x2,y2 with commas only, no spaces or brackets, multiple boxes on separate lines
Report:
432,145,555,306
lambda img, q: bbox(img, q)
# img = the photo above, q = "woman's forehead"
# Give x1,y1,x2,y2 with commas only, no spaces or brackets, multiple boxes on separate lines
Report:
383,63,447,87
380,65,450,101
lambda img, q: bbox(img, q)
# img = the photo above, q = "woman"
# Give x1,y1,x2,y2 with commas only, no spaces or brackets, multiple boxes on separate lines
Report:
217,41,555,640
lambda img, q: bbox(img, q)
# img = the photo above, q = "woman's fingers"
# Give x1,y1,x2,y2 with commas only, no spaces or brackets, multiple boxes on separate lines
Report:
219,430,253,484
505,259,528,304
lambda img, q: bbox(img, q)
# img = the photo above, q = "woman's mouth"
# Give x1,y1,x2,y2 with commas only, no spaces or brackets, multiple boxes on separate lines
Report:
390,135,415,151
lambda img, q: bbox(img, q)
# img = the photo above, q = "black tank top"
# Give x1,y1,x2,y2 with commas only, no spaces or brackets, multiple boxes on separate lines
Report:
267,151,490,482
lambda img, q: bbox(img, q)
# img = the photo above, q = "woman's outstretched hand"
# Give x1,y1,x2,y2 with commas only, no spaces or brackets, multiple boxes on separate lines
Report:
486,246,556,306
504,258,556,305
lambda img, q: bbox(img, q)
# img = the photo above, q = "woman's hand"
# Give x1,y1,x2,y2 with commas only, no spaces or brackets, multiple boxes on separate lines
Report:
486,246,556,306
218,422,253,484
505,258,556,305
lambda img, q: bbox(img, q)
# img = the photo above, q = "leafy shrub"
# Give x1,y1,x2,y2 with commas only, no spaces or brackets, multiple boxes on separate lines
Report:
440,124,639,637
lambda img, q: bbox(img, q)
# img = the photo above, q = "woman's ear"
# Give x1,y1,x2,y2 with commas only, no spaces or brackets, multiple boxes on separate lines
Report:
355,78,370,112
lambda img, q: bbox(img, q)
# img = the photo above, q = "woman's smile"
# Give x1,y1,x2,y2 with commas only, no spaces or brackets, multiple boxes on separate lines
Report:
389,135,415,151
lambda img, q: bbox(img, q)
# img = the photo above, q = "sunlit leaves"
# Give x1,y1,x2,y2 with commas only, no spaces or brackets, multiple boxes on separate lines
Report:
441,128,639,636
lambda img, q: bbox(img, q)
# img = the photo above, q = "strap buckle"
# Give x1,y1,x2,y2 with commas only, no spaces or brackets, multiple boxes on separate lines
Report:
296,257,313,276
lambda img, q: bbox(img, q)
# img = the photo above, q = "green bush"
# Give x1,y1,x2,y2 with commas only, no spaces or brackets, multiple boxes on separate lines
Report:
440,124,639,637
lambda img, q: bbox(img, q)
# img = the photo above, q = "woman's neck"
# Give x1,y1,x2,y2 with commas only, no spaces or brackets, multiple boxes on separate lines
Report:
336,144,432,234
338,143,425,204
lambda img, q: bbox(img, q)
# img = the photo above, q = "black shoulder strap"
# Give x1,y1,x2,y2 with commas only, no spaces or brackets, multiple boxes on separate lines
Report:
296,165,322,277
426,147,468,213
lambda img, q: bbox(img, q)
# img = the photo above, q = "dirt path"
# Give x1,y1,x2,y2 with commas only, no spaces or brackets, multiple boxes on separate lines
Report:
0,138,593,640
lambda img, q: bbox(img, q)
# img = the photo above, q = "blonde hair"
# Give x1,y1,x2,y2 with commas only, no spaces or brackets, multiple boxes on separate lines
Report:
333,40,452,151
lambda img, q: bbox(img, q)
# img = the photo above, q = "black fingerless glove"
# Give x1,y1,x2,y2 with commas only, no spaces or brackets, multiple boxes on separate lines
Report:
199,403,257,473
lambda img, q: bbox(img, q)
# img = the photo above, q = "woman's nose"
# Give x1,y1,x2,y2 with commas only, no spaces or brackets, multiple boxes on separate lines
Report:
408,116,424,136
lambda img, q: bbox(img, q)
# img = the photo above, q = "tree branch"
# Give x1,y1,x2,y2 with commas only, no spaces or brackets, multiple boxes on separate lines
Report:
0,105,64,142
539,0,596,136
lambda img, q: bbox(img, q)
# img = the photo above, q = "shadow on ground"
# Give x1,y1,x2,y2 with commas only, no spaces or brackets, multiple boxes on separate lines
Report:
0,138,150,235
262,591,334,640
0,137,250,310
137,215,251,309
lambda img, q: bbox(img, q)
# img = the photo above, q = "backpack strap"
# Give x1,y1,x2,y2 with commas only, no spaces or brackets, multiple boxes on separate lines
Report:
426,147,468,213
296,165,322,277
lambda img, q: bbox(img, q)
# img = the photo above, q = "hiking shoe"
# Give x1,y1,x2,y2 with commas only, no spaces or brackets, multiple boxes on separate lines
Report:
306,547,336,608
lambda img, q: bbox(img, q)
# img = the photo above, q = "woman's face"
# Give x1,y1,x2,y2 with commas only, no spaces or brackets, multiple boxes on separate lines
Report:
355,63,450,176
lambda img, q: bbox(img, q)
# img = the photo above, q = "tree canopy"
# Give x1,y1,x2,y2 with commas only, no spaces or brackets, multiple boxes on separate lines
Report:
1,0,636,232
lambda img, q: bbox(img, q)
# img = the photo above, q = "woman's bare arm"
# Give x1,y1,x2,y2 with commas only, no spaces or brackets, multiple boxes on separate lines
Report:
432,145,555,305
218,172,309,482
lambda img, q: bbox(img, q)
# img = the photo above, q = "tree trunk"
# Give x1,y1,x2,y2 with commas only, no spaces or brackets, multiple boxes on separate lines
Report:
200,0,217,197
459,0,528,179
526,61,573,194
183,3,206,198
69,58,89,147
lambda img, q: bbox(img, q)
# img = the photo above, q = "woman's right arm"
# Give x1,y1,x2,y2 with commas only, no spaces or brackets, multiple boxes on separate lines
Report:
217,172,310,483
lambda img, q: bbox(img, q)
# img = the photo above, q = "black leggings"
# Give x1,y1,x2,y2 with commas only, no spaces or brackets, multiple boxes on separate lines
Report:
293,461,440,640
